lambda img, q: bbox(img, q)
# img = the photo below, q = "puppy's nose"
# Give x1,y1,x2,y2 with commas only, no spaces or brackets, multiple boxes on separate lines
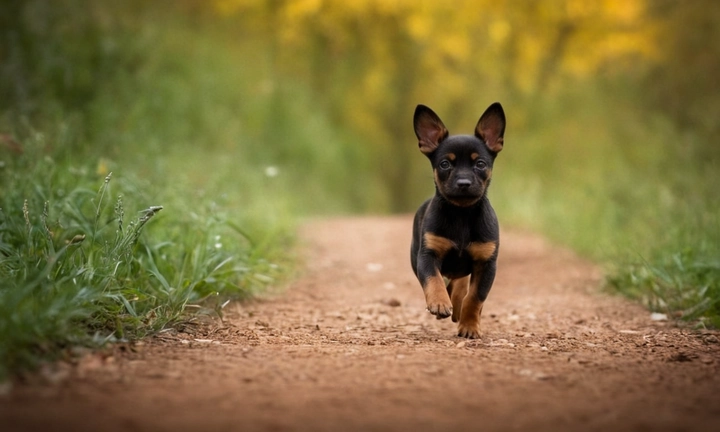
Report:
456,178,472,188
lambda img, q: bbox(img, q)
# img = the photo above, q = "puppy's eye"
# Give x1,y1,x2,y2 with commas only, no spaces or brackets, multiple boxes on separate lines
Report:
439,160,452,170
475,160,487,169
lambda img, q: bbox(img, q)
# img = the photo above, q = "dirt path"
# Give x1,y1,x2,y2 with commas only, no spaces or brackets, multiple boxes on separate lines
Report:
2,216,720,432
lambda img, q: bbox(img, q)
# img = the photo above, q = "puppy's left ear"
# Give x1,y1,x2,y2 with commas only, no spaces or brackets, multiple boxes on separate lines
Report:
475,102,505,154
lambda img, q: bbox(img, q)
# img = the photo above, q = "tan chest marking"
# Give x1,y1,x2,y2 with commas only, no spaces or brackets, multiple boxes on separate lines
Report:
423,233,455,259
466,241,497,262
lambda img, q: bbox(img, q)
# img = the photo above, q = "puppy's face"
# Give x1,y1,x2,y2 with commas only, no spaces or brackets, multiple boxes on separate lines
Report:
430,135,494,207
413,103,505,208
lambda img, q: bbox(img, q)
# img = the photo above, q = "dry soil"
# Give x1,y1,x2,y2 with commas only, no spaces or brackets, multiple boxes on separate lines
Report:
2,216,719,432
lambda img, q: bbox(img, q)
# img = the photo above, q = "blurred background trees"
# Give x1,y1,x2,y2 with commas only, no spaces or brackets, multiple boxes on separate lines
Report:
4,0,716,209
213,0,662,210
646,0,720,142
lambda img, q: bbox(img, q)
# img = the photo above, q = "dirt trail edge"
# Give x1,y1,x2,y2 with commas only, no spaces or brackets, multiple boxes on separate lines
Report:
3,216,720,432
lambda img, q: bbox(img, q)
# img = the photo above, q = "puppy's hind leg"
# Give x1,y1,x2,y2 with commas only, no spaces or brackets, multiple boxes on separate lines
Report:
448,276,469,323
457,260,496,339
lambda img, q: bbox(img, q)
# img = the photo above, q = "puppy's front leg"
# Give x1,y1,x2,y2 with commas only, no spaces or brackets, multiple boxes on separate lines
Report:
416,254,452,319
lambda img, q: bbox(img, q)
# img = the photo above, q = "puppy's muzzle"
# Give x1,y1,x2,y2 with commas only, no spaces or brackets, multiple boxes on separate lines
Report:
455,178,472,189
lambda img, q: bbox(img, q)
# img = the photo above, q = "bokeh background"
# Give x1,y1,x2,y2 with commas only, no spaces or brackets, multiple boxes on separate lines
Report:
1,0,719,328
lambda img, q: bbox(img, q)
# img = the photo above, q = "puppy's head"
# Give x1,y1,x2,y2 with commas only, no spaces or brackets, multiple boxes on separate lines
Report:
414,103,505,207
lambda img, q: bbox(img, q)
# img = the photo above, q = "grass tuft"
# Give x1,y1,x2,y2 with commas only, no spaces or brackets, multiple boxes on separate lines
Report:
607,236,720,328
0,132,292,381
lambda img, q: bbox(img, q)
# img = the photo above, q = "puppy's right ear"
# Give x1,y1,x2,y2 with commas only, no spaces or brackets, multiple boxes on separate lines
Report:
414,105,448,155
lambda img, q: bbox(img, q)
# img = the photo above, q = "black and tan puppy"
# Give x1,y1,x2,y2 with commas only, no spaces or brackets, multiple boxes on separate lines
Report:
410,102,505,339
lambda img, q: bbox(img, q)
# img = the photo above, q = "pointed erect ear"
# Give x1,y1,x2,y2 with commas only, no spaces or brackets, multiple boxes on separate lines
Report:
414,105,448,155
475,102,506,154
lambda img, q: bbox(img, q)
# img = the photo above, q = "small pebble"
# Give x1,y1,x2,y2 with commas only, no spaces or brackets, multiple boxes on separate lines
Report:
385,298,401,307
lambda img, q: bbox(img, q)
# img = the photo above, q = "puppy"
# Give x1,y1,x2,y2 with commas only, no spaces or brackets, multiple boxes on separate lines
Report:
410,103,505,338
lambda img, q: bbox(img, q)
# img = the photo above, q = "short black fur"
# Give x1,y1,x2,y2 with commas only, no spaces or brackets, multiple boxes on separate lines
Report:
410,103,506,338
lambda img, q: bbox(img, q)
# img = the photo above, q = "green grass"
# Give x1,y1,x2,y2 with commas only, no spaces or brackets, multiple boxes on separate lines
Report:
0,128,293,381
607,242,720,328
0,3,311,382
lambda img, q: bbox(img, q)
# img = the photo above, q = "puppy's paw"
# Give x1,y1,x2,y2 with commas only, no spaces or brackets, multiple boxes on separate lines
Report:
427,301,452,319
424,276,452,319
457,322,481,339
457,299,483,338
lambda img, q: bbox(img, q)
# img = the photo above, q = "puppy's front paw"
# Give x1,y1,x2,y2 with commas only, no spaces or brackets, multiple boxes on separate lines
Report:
427,301,453,319
457,322,481,339
424,275,452,319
